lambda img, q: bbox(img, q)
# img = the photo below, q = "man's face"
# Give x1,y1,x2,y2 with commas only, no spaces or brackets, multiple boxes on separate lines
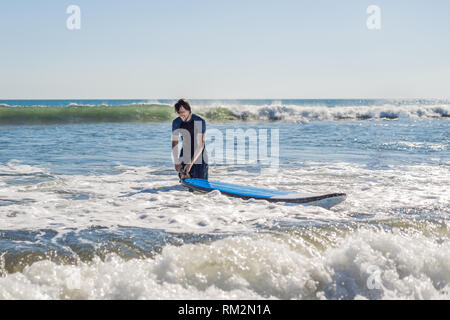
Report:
177,106,191,122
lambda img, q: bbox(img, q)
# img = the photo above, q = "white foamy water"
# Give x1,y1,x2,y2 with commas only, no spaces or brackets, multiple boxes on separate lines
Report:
0,229,448,300
0,161,448,233
194,103,450,122
0,160,449,299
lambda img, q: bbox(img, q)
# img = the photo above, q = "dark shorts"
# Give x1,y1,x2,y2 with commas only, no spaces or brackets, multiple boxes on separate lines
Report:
179,162,208,180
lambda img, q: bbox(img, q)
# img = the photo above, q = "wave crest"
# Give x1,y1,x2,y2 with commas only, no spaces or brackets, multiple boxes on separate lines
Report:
196,103,450,122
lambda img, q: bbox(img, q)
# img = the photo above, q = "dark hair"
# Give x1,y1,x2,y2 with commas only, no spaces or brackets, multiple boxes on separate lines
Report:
174,99,191,113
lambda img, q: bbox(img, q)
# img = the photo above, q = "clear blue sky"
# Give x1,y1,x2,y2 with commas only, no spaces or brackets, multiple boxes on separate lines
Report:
1,0,449,99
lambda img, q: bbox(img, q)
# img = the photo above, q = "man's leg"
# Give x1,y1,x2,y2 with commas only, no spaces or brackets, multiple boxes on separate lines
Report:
190,162,208,179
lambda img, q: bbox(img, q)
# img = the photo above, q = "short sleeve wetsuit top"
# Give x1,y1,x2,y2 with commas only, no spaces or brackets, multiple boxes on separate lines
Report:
172,113,208,179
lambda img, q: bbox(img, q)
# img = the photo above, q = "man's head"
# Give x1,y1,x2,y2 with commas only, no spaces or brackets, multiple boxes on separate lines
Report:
174,99,192,122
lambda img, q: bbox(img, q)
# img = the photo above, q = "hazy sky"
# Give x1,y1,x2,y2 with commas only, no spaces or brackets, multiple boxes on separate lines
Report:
1,0,449,99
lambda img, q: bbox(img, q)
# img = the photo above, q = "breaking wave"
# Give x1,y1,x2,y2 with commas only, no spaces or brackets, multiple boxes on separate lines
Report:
1,101,449,125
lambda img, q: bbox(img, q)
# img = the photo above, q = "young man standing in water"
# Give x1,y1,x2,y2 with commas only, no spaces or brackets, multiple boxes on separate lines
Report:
172,99,208,179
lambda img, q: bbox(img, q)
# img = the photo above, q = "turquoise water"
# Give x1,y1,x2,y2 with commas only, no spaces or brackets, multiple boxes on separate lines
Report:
0,99,449,299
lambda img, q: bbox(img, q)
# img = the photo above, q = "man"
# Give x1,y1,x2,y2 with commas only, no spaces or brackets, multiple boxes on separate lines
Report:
171,99,208,180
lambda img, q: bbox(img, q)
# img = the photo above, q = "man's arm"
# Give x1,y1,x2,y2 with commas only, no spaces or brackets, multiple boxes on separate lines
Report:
172,118,183,172
186,132,205,172
172,133,182,172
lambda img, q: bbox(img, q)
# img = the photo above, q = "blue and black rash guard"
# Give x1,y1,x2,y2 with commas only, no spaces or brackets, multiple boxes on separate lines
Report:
172,114,208,165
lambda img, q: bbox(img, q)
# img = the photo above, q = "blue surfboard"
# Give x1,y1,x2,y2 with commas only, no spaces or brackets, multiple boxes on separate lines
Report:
180,178,346,209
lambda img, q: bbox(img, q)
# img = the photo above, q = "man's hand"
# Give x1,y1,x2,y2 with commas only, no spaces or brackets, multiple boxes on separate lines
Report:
175,164,183,173
179,171,191,179
178,164,192,180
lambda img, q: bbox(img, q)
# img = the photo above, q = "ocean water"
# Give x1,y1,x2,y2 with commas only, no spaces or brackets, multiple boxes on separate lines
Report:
0,99,449,300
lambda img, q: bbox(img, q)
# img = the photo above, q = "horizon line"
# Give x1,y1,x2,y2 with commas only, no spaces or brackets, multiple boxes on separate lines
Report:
1,97,449,101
